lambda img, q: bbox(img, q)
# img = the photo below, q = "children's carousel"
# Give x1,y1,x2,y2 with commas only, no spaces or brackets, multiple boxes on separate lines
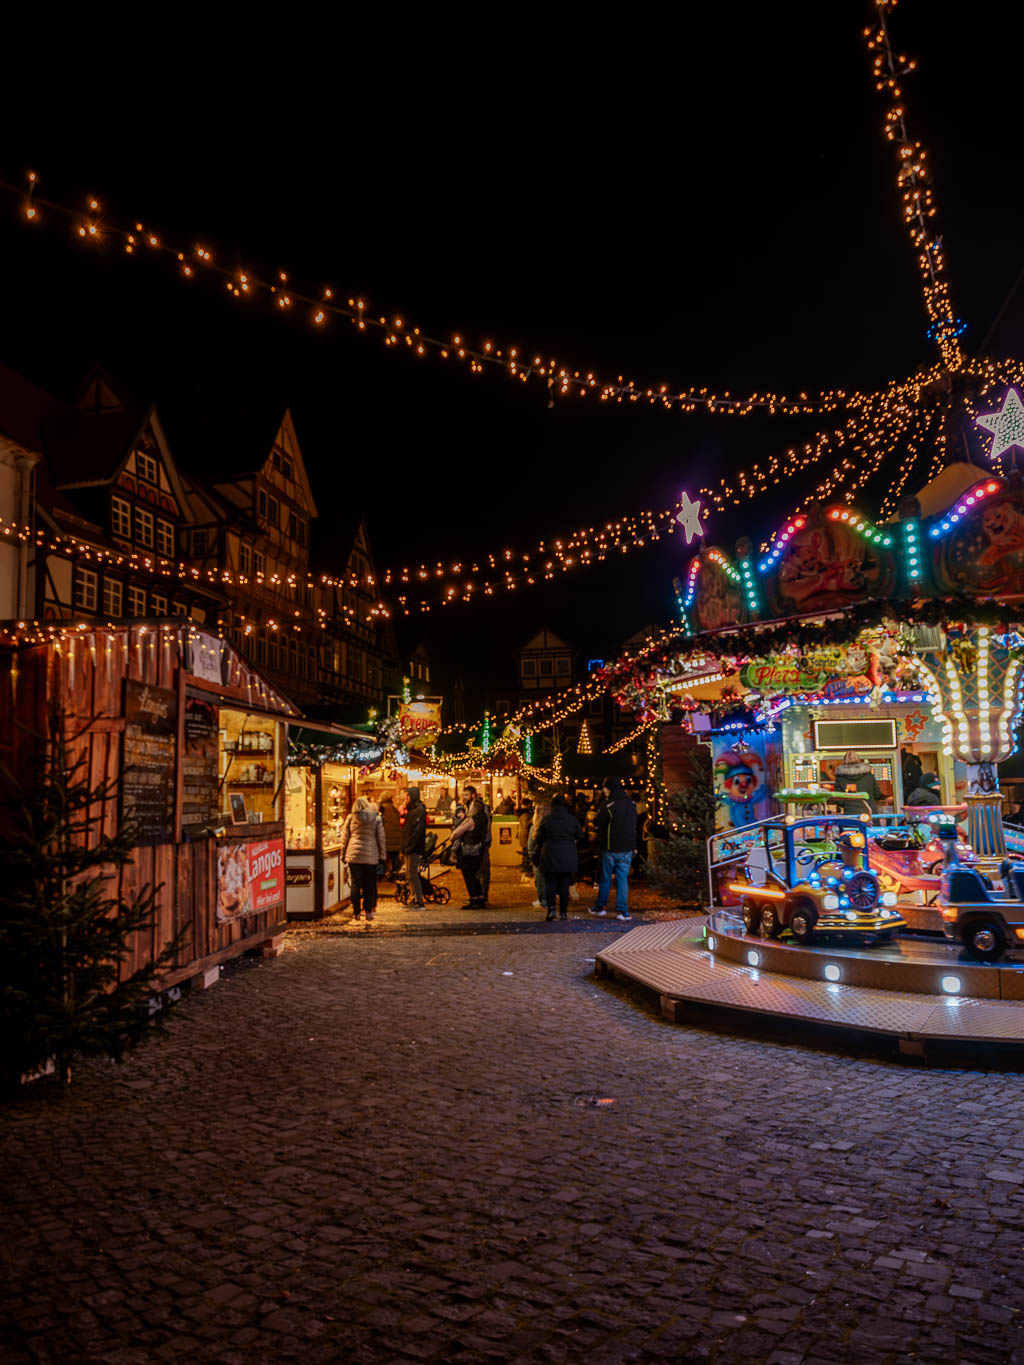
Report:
596,394,1024,1054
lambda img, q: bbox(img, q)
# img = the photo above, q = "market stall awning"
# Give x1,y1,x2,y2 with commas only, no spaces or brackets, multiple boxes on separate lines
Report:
288,721,373,745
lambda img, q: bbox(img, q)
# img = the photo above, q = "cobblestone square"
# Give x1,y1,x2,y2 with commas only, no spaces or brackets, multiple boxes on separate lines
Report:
4,921,1024,1363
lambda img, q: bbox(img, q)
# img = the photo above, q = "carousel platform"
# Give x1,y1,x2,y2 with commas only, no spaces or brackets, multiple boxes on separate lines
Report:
595,916,1024,1054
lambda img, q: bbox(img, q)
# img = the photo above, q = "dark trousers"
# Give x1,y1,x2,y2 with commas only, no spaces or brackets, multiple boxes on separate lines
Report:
480,848,491,898
545,873,571,915
460,856,484,902
349,862,378,915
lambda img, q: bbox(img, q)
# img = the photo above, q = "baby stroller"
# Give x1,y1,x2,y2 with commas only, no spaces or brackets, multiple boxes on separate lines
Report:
394,830,453,905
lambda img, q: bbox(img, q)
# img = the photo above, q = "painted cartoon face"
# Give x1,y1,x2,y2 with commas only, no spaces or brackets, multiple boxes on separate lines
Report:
787,542,819,576
725,770,757,799
983,503,1016,540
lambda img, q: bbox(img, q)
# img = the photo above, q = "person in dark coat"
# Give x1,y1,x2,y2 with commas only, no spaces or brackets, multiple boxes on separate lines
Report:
400,787,427,909
833,750,885,815
378,794,402,876
901,748,923,798
534,793,583,921
590,777,637,921
452,796,488,908
905,771,941,806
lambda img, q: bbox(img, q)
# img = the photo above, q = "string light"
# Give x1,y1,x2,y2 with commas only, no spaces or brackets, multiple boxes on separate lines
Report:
1,172,849,419
603,717,658,754
866,1,965,369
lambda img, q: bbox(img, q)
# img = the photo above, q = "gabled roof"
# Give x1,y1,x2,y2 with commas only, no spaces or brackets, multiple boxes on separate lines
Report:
74,363,137,415
47,407,152,488
0,360,191,510
518,628,571,653
169,408,314,504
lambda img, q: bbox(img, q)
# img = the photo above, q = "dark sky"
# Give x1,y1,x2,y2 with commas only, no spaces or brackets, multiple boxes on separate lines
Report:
3,4,1023,708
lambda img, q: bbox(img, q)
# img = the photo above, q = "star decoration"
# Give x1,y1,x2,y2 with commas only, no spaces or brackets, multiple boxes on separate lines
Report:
901,709,928,742
676,492,705,545
977,387,1024,462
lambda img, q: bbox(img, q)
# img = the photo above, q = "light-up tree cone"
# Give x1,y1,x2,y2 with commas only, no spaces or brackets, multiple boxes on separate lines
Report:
916,626,1024,866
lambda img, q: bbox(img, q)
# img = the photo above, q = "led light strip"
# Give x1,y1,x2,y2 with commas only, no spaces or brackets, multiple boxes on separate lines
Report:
978,627,991,758
928,480,1003,539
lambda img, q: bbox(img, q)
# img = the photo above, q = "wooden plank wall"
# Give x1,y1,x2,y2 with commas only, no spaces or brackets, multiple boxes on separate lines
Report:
0,633,283,984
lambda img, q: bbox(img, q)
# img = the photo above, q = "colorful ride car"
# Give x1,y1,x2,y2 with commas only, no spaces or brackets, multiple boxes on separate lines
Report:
724,816,906,945
937,829,1024,962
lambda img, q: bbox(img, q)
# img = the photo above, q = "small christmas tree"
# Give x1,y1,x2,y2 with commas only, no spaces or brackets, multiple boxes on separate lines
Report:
0,712,184,1095
649,745,715,904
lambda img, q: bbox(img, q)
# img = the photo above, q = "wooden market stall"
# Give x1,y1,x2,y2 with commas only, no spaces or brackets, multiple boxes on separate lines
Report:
0,621,298,988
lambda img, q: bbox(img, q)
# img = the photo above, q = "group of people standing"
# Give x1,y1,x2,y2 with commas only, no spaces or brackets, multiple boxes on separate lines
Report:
338,777,640,924
527,777,638,922
338,786,432,920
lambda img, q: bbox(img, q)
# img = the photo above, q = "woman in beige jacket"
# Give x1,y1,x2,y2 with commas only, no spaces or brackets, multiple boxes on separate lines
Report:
340,796,387,920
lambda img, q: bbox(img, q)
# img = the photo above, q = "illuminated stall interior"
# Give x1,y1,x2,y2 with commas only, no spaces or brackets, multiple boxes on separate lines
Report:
218,705,285,825
283,722,367,921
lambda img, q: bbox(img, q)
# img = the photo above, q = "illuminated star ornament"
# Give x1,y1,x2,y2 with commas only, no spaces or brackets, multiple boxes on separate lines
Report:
676,492,705,545
977,387,1024,463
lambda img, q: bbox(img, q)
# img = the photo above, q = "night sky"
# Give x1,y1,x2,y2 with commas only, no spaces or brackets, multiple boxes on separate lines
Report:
4,4,1023,710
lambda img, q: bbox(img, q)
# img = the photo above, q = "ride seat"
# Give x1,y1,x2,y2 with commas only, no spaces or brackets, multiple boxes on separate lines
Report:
1000,860,1024,901
948,868,992,903
745,846,771,887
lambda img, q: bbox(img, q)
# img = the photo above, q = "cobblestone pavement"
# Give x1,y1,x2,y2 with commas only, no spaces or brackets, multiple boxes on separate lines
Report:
5,930,1024,1364
286,864,689,940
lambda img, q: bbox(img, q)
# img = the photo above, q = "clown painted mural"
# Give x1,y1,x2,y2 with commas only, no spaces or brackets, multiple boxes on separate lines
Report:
931,479,1024,601
712,730,782,830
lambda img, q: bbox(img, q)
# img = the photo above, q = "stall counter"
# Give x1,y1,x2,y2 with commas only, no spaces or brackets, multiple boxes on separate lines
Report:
286,844,350,920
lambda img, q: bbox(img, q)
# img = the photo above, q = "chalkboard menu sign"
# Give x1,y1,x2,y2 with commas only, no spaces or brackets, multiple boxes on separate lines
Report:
182,697,220,834
122,679,178,845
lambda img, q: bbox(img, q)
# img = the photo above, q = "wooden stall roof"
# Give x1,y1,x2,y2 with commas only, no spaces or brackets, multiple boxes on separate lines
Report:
1,619,301,719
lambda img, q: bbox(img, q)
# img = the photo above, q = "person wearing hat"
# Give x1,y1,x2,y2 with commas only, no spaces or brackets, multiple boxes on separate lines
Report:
588,776,638,922
400,786,427,909
905,771,942,807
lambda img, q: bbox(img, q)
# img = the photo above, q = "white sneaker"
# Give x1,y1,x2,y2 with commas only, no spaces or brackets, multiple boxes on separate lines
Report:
616,913,632,922
589,907,607,917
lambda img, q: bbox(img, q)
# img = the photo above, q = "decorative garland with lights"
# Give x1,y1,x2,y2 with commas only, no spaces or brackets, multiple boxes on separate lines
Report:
286,713,408,769
598,595,1021,719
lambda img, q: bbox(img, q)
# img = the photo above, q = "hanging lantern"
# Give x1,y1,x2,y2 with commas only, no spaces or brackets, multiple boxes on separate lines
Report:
916,626,1024,862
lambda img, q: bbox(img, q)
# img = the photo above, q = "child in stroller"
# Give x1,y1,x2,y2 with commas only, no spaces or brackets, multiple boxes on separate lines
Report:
393,830,453,905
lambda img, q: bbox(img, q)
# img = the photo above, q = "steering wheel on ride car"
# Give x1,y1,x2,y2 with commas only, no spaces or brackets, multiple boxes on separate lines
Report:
793,846,817,870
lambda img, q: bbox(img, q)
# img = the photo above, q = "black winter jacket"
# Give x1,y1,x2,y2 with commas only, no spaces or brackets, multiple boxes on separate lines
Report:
535,804,583,877
400,797,427,855
596,785,638,853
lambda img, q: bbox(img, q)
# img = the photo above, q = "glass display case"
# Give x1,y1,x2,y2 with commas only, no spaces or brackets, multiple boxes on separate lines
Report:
285,763,352,849
284,761,354,919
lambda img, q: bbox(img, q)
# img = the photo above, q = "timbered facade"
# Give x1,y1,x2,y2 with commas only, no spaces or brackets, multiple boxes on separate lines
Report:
0,360,401,717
